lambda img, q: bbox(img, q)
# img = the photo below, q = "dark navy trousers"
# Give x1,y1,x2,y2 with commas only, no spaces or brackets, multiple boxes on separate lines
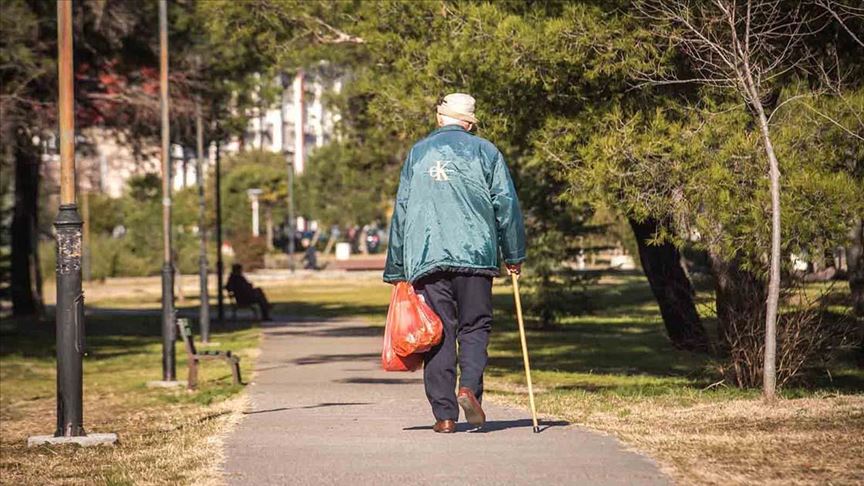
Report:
414,273,493,421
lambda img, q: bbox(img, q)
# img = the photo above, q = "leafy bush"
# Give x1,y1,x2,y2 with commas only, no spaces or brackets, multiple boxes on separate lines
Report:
231,233,267,271
37,160,285,280
715,285,855,388
40,234,156,280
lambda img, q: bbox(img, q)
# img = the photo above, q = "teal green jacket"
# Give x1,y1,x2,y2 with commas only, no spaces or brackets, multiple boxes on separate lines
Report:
383,125,526,283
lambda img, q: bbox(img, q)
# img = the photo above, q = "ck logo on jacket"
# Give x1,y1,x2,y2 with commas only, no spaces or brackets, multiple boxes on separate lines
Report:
428,160,452,181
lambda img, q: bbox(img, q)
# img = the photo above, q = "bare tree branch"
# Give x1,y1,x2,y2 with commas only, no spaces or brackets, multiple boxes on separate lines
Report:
800,101,864,141
304,15,365,44
816,0,864,47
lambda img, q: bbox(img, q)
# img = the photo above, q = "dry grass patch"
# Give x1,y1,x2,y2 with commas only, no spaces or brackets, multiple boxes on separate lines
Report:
488,382,864,485
2,393,248,485
0,314,259,485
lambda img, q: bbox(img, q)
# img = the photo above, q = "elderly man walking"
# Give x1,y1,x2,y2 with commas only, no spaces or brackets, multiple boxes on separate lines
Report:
384,93,526,433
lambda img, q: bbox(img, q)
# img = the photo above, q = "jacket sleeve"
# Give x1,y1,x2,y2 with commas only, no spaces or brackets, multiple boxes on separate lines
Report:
383,152,412,283
490,151,526,265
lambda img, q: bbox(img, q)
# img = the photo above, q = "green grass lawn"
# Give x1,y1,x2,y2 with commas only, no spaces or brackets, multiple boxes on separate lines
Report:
488,275,863,399
265,278,391,324
246,273,863,485
3,272,861,485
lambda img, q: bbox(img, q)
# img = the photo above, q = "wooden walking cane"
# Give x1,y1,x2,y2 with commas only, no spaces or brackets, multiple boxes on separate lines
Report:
510,271,540,433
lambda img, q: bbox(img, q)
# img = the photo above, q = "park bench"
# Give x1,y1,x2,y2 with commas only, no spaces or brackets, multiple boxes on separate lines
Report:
227,290,261,320
176,318,241,390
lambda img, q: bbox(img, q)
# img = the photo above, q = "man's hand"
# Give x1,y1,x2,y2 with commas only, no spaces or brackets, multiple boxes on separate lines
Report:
506,263,523,276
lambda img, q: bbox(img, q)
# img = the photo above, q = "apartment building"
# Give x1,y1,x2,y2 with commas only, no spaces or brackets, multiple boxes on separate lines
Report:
40,67,342,197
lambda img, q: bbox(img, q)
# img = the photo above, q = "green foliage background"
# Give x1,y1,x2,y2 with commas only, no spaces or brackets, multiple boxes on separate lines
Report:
29,0,862,289
39,150,293,280
200,0,863,282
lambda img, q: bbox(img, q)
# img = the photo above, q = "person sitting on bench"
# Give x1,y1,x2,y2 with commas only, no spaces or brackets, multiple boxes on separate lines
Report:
301,238,320,270
225,264,272,321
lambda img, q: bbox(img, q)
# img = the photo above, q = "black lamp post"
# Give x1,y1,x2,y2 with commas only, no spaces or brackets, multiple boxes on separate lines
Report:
215,138,224,322
28,0,117,447
158,0,176,382
195,95,210,342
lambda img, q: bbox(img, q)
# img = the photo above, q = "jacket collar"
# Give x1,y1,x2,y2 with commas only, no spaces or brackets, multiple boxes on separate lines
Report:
429,125,468,136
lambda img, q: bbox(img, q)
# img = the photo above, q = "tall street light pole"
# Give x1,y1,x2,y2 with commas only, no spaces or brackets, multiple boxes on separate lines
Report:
195,95,210,343
53,0,85,438
215,136,225,323
29,1,117,447
281,73,296,272
159,0,176,382
287,162,295,271
287,70,304,271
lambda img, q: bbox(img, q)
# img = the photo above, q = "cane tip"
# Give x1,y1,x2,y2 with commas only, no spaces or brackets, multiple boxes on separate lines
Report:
533,426,541,434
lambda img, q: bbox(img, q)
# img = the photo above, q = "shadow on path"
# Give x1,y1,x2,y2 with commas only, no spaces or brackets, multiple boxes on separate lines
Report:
336,377,424,385
403,419,570,434
293,353,379,365
268,325,382,338
244,402,373,415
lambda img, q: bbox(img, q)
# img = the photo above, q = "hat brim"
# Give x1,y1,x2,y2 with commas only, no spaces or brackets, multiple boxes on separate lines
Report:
437,104,477,124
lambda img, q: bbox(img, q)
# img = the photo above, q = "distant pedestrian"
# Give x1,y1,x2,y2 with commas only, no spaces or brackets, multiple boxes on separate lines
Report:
302,238,320,270
384,93,526,433
225,264,272,321
348,226,359,253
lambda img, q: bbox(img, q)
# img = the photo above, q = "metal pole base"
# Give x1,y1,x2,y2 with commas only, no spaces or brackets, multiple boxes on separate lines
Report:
199,256,210,343
54,204,85,437
216,260,225,323
29,433,118,447
146,380,186,388
161,263,176,381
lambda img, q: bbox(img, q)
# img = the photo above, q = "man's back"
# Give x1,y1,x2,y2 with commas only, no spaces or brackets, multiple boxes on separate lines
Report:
384,124,525,283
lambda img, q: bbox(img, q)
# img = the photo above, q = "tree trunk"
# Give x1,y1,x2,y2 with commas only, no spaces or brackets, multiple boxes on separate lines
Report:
848,219,864,317
708,252,766,344
708,249,767,388
847,219,864,366
629,218,711,352
10,136,43,316
265,206,274,251
750,93,781,400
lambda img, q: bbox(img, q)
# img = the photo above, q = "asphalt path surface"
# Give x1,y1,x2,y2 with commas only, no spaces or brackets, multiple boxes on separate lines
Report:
223,318,670,485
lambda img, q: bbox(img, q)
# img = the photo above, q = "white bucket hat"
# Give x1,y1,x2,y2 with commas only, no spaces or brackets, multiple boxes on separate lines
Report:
437,93,477,124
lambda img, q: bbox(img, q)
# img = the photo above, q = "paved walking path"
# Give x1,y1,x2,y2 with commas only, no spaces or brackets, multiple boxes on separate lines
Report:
223,319,670,485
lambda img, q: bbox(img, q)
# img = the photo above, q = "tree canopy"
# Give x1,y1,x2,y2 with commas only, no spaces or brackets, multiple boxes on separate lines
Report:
197,0,863,371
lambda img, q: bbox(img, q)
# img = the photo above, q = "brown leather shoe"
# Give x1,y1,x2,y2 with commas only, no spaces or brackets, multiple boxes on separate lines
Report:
457,387,486,427
433,419,456,433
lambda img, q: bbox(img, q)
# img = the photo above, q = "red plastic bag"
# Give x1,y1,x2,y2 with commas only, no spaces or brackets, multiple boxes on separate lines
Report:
381,282,443,371
392,282,443,356
381,324,423,372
